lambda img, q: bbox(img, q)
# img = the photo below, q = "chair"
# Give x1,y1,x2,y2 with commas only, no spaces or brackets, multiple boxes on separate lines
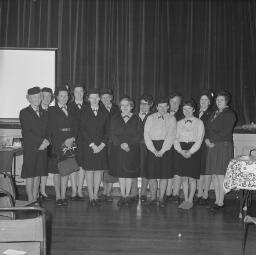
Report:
242,215,256,255
0,207,46,255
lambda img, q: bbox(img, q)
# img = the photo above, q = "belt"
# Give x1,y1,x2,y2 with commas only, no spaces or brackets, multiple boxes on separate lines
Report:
59,128,71,132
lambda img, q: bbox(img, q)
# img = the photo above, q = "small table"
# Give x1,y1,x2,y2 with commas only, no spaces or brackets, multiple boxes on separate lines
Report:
223,155,256,218
0,146,23,178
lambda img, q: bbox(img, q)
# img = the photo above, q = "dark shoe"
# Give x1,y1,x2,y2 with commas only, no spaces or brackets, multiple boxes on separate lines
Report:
69,195,78,201
159,199,167,208
140,195,147,203
39,193,49,201
146,199,157,207
211,204,224,211
198,197,210,206
105,195,113,202
62,199,68,206
56,199,63,206
117,197,126,207
89,199,97,207
76,195,85,201
172,195,180,204
94,199,101,206
165,195,172,202
206,201,216,209
194,196,201,203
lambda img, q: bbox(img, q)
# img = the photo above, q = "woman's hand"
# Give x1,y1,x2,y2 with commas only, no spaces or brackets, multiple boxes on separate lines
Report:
121,143,130,152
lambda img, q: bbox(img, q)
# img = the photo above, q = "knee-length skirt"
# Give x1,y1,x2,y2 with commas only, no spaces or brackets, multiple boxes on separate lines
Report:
144,140,174,179
174,142,201,179
205,141,233,175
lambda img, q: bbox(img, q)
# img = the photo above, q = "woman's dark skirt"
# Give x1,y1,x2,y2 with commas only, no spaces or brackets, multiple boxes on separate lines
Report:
144,140,174,179
205,141,233,175
174,142,201,179
200,141,207,175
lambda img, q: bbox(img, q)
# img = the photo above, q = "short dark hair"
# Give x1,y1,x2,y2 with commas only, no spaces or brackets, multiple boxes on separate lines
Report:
155,97,169,106
169,92,183,100
199,90,213,104
216,91,231,105
119,96,135,110
183,98,197,110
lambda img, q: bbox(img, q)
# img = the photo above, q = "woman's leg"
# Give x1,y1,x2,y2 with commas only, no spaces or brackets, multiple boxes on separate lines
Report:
217,175,225,206
93,171,103,199
130,178,138,197
203,175,212,199
188,178,196,203
141,178,149,196
182,177,189,201
197,175,204,198
25,178,34,202
212,175,219,204
53,174,61,200
70,172,77,197
159,179,168,201
106,183,113,196
166,178,174,196
119,178,126,197
77,167,85,197
32,176,40,200
40,176,48,197
125,178,132,197
173,175,181,196
85,171,94,200
60,175,69,200
149,179,157,200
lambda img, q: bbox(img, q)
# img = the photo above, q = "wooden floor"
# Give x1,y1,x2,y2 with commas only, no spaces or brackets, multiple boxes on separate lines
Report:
37,194,256,255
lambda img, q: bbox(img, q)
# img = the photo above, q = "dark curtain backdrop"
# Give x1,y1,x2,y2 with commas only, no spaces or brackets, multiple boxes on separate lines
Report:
0,0,256,123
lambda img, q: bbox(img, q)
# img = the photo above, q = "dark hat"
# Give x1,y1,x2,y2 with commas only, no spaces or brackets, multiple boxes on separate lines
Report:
54,86,69,96
139,94,154,104
27,86,41,95
100,88,113,96
87,88,100,95
155,97,169,105
42,87,53,94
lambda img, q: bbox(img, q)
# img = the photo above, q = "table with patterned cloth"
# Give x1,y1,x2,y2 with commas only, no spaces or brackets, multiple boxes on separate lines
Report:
224,155,256,218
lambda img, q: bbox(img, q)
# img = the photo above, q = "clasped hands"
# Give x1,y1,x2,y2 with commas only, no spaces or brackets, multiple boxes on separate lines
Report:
120,143,130,152
38,139,50,150
180,150,192,158
90,143,105,154
205,138,215,148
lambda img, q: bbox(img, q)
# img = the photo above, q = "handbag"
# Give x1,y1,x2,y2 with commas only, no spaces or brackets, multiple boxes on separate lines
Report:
58,142,79,176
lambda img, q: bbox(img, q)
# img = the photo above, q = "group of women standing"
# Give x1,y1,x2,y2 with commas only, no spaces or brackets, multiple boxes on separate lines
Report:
20,86,236,210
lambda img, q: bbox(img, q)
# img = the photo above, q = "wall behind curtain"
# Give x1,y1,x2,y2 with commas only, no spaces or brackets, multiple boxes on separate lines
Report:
0,0,255,123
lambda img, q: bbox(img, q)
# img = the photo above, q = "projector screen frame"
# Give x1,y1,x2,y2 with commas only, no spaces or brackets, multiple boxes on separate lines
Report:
0,47,57,129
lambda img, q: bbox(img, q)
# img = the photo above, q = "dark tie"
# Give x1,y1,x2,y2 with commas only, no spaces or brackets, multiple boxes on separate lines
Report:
213,110,220,120
185,119,192,124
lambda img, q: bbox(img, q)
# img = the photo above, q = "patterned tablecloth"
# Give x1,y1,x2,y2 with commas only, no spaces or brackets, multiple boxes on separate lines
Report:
224,156,256,192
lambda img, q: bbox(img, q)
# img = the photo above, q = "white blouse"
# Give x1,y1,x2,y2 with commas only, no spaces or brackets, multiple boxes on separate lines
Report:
144,112,177,153
174,117,205,154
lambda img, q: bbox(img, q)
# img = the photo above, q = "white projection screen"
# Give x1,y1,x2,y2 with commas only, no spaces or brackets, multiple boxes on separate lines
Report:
0,48,56,119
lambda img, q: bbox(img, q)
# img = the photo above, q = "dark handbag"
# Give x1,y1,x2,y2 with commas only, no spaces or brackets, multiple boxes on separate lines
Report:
58,142,79,176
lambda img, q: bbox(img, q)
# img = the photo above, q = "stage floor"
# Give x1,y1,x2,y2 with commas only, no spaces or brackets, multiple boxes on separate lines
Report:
38,195,256,255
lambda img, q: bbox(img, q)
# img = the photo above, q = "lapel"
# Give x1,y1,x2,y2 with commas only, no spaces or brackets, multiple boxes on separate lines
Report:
28,105,40,119
56,105,69,118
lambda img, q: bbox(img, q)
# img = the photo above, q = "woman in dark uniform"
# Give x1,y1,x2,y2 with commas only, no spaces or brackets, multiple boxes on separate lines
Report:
48,87,77,206
195,92,214,205
39,87,53,199
174,99,205,210
79,89,109,206
205,91,236,210
144,98,177,208
109,96,143,206
100,88,119,202
166,93,183,203
130,94,154,203
68,84,86,199
20,86,50,202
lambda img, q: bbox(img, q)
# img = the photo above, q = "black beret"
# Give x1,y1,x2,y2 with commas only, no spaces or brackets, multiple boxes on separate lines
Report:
139,94,154,103
42,87,53,94
100,88,113,96
27,86,41,95
55,86,69,94
155,97,169,105
87,88,100,95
